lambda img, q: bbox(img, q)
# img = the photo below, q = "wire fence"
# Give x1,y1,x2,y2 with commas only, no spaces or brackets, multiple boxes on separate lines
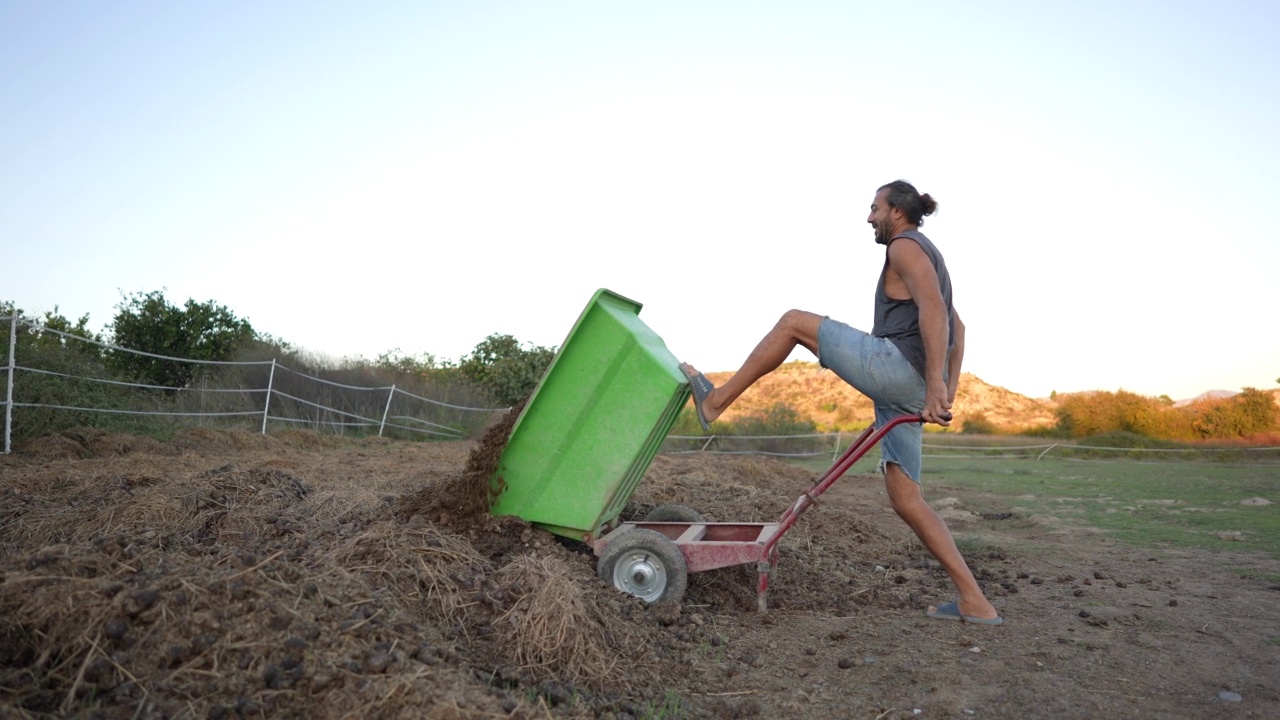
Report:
1,313,507,453
5,312,1279,463
662,431,843,458
662,431,1280,464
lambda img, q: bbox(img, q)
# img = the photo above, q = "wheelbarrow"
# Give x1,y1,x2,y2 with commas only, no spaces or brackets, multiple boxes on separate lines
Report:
589,414,927,610
486,288,930,610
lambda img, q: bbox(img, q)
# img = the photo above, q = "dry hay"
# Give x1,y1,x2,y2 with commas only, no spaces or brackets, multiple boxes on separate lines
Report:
0,497,639,717
479,553,657,694
630,453,804,522
16,432,93,460
325,519,490,624
18,427,171,460
634,452,925,613
1,398,677,717
1,402,929,717
195,462,311,500
1,457,321,550
0,537,532,719
172,426,283,453
274,428,343,450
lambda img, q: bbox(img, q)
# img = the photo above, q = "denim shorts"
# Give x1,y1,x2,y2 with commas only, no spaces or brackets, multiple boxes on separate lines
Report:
817,317,926,483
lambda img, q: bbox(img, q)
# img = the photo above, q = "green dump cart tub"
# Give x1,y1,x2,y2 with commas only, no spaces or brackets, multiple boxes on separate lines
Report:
489,289,690,541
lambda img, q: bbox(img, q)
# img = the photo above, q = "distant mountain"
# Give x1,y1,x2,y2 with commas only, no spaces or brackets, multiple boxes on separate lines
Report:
1173,389,1238,407
700,362,1280,432
701,362,1056,432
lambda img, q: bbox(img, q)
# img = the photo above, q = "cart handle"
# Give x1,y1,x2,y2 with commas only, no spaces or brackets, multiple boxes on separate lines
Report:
764,413,940,559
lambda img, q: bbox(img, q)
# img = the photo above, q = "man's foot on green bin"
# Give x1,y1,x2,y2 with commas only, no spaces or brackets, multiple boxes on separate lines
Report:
679,362,720,430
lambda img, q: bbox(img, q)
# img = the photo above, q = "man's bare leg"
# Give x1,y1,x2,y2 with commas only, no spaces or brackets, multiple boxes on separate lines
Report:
681,310,823,424
883,462,1000,621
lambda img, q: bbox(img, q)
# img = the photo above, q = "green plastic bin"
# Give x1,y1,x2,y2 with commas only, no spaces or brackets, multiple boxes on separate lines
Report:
489,288,690,541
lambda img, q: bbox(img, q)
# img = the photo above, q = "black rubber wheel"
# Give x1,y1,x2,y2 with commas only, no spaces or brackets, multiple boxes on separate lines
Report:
596,528,688,603
643,503,705,523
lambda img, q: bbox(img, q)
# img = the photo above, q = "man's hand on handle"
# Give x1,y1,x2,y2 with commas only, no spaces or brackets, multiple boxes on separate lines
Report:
922,384,953,426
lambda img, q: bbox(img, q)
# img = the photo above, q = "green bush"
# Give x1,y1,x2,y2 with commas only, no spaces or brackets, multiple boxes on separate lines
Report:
669,402,831,455
1020,423,1068,438
1191,388,1278,439
1,305,143,442
1,300,504,444
1075,431,1180,449
1053,388,1276,442
107,290,255,389
456,334,556,407
1056,430,1184,461
725,402,818,437
960,413,998,435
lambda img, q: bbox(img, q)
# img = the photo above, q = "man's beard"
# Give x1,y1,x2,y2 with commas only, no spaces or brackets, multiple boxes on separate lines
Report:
874,219,894,245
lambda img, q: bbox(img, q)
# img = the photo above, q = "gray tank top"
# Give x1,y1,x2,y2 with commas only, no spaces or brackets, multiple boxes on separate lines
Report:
871,229,954,378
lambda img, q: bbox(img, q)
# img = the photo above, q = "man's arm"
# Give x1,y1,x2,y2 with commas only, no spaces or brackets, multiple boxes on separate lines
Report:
947,309,965,404
887,239,952,425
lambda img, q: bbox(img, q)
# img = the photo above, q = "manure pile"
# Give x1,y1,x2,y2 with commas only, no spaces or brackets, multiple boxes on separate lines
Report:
1,418,919,718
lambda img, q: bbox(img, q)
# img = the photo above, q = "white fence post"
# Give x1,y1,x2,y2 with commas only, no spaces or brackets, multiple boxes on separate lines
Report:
833,430,842,463
261,359,277,434
4,314,16,454
379,385,395,437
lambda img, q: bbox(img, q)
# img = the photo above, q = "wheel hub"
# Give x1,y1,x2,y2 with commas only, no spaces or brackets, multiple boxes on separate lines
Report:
613,551,667,602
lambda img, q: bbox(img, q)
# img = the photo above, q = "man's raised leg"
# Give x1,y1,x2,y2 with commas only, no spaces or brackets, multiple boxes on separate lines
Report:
681,309,823,425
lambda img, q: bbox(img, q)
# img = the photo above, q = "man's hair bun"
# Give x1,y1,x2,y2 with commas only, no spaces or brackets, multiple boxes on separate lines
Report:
879,180,938,226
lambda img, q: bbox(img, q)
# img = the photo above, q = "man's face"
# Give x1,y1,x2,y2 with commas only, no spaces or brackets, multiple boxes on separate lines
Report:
867,189,895,245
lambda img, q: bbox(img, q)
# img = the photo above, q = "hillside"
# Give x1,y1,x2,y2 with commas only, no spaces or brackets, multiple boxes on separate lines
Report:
702,362,1056,432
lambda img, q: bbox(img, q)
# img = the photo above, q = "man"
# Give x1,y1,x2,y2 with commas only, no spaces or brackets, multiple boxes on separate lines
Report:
680,180,1002,625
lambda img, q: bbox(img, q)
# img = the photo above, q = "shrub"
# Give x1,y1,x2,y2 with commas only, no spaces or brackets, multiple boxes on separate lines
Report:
670,402,829,455
1055,389,1198,441
1,306,141,442
1190,388,1279,439
1,301,502,444
1075,431,1180,449
456,334,556,407
726,402,818,437
107,291,255,389
960,413,998,435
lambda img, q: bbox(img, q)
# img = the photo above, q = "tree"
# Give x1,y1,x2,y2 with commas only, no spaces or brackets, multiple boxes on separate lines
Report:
456,334,556,406
107,291,255,388
32,307,104,358
0,304,123,439
375,348,456,378
1,303,101,355
1192,387,1279,439
1053,389,1195,440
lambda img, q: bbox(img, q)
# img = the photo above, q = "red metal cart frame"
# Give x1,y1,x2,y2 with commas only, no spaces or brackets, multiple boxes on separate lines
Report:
591,414,926,610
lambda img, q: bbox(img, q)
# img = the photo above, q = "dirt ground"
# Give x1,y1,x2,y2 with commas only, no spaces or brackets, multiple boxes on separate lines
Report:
2,424,1277,719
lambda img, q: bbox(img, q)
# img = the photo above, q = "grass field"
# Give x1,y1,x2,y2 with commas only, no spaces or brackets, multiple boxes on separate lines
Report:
795,451,1280,563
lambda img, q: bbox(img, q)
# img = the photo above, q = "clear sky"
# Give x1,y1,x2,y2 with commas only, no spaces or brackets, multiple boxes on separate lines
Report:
3,1,1278,400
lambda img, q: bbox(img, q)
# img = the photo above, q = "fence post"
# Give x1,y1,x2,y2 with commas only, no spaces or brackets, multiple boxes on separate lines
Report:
832,431,841,463
379,385,395,437
4,314,16,454
261,359,277,434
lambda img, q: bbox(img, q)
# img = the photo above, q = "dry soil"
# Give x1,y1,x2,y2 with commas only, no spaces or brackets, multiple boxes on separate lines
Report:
2,424,1277,719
